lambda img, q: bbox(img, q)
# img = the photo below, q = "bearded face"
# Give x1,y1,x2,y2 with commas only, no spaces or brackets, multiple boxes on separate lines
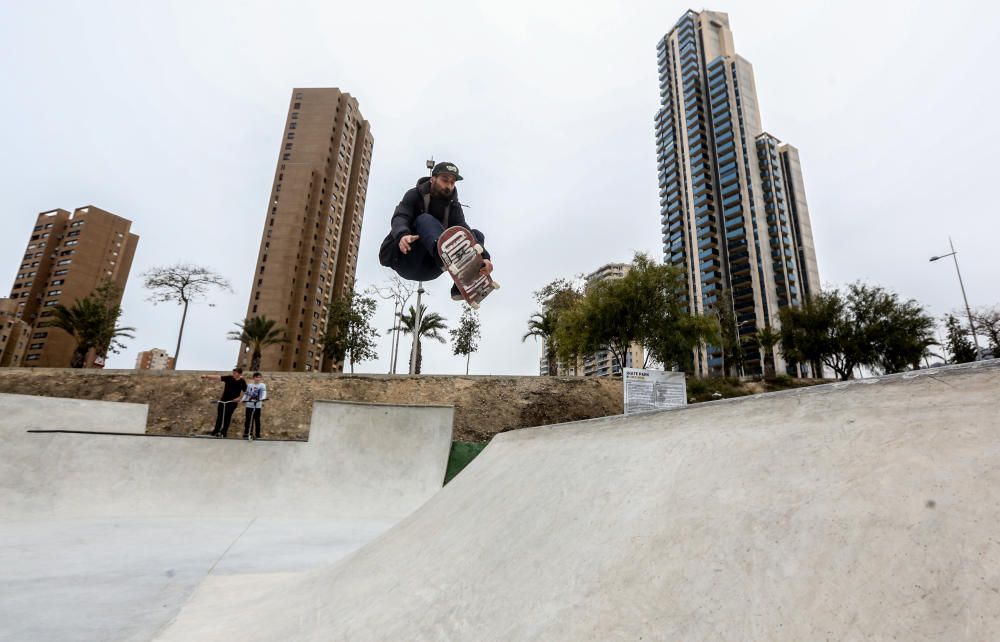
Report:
430,174,456,198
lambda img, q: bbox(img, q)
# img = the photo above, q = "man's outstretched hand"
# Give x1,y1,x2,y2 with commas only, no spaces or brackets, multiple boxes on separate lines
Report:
399,234,420,254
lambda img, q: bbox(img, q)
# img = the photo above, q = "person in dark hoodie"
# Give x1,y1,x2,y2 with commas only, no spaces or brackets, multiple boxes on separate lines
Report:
378,161,492,300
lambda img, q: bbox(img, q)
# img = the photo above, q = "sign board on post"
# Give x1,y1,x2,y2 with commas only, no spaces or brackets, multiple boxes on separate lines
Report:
623,368,687,415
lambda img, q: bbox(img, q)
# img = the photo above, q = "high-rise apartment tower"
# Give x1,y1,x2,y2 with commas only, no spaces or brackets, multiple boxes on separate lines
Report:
5,206,138,367
242,88,374,372
655,10,821,377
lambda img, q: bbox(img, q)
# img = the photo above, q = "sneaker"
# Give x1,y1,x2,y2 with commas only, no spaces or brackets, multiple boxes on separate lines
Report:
450,283,463,301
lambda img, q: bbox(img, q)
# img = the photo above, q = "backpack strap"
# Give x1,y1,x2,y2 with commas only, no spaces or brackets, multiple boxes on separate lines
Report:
422,191,451,228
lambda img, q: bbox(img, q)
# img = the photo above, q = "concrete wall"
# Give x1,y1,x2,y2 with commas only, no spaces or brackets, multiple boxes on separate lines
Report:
0,368,623,442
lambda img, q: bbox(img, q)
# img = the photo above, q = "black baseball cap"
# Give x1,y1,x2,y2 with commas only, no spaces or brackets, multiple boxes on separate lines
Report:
432,162,463,181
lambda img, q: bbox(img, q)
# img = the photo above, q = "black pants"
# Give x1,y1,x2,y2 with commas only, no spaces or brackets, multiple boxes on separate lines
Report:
392,214,486,282
213,401,238,436
243,407,262,439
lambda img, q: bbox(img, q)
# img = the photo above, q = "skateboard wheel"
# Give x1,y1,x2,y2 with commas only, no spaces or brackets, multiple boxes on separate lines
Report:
491,281,501,290
470,302,480,310
473,243,484,255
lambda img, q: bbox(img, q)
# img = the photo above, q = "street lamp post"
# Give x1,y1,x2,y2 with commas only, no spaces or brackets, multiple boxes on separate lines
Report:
930,236,981,359
408,283,425,374
407,158,435,375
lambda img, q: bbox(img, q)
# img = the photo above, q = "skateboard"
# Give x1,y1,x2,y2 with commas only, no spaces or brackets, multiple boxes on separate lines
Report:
436,226,500,309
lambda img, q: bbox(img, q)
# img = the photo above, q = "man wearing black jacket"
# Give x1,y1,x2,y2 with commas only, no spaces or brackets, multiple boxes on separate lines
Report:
379,161,492,299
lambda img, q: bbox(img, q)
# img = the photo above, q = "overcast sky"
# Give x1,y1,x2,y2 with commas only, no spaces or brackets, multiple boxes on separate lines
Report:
2,0,997,374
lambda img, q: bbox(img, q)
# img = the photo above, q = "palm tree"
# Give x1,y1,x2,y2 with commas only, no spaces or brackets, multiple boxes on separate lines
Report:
228,316,288,370
522,310,557,375
397,304,447,374
755,325,781,378
52,296,134,368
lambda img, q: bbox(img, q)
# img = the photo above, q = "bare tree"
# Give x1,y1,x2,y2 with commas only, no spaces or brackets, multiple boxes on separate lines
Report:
373,275,415,373
143,264,232,367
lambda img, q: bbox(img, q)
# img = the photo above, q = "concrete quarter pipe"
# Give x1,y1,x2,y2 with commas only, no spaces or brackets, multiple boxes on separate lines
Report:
0,397,453,641
157,361,1000,641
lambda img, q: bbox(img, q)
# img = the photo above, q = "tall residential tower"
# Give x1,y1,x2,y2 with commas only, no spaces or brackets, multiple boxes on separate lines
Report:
6,206,138,367
655,10,821,377
242,88,374,372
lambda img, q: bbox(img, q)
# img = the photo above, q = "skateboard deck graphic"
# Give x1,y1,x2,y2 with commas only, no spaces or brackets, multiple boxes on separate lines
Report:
437,226,499,309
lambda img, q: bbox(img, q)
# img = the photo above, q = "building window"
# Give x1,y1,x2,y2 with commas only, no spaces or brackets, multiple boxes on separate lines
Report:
65,240,78,246
47,290,62,296
29,343,43,350
43,301,58,307
54,269,68,276
32,332,47,339
60,250,74,256
25,354,40,361
283,154,290,160
285,143,293,151
57,259,72,265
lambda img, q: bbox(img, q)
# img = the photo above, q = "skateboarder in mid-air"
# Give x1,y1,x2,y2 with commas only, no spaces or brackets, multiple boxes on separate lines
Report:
379,161,494,302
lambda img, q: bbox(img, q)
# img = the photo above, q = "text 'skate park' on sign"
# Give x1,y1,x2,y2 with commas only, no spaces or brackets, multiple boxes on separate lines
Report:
623,368,687,415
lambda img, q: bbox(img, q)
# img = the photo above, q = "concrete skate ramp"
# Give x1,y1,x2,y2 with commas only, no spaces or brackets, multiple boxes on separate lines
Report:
1,395,453,518
158,361,1000,641
0,395,453,641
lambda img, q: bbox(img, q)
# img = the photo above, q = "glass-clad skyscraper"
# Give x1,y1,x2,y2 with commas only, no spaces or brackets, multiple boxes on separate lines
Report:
655,10,821,377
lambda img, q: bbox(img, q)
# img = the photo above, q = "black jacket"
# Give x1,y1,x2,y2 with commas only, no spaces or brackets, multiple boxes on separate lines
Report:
379,176,489,265
391,176,469,241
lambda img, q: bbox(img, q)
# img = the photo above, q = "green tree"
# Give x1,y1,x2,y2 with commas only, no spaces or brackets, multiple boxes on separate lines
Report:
323,288,380,373
873,297,936,373
450,305,481,375
780,283,936,380
524,278,583,376
228,315,288,370
397,303,447,375
778,290,841,377
142,263,231,367
971,306,1000,357
553,253,718,373
755,325,781,377
944,314,977,364
51,280,134,368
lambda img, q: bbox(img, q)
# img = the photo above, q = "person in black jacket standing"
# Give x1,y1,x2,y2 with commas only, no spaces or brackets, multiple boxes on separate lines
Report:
200,368,247,438
379,161,493,299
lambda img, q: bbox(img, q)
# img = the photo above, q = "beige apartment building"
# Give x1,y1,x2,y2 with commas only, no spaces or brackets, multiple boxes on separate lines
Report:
6,206,138,367
135,348,175,370
241,88,374,372
0,298,31,367
656,10,822,377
